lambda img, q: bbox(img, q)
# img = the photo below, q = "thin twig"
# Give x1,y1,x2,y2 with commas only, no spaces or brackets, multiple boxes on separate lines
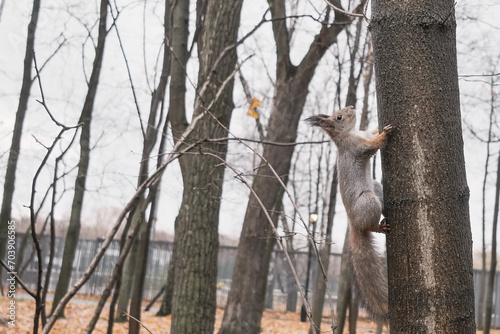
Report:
108,2,146,139
33,51,82,130
441,1,457,25
323,0,364,18
0,259,36,299
123,312,153,334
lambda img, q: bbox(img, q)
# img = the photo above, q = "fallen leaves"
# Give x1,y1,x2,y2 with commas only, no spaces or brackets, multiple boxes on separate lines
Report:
0,295,392,333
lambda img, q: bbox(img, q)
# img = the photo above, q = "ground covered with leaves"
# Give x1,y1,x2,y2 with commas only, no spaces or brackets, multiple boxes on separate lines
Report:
1,294,492,333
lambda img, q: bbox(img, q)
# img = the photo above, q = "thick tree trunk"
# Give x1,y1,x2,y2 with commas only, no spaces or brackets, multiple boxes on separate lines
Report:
51,0,108,315
0,0,40,284
371,0,476,332
169,0,243,332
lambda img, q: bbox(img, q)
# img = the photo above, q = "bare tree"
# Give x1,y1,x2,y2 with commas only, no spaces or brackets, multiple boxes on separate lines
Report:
372,0,476,331
51,0,109,315
0,0,40,290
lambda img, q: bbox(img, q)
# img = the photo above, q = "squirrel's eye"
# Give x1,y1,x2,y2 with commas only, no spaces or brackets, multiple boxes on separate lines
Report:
337,115,342,120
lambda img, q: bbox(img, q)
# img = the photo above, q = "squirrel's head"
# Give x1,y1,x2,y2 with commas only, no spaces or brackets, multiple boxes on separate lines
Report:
305,105,356,138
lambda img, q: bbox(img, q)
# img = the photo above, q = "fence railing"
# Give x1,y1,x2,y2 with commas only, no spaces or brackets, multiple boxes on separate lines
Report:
13,233,342,315
9,233,500,326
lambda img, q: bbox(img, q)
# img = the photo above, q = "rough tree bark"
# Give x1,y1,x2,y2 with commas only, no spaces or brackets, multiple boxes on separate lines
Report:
219,1,362,332
371,0,476,332
0,0,40,285
169,0,243,332
51,0,108,315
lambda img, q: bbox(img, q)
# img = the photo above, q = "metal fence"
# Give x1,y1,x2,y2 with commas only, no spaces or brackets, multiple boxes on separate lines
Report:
11,233,500,326
13,233,342,316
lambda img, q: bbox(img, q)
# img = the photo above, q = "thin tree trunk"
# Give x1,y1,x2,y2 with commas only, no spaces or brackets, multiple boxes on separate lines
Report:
372,0,476,331
484,150,500,333
311,167,338,333
157,237,175,316
478,77,496,330
0,0,40,289
335,232,351,334
51,0,108,315
157,0,190,318
115,209,141,322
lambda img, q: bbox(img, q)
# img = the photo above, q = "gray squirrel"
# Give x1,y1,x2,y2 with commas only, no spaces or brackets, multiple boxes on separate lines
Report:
306,105,393,322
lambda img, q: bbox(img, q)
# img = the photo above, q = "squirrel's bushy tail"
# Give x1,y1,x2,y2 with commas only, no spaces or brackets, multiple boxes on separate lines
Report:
348,227,388,323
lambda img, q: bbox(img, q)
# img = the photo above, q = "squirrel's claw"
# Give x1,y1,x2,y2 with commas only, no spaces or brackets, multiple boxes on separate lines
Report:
383,124,394,134
379,218,390,235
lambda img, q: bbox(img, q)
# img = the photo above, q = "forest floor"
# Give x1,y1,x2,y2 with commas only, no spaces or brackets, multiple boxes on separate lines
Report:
0,294,495,333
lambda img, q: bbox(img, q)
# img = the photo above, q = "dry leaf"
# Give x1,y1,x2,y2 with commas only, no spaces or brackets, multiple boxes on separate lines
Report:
247,97,261,119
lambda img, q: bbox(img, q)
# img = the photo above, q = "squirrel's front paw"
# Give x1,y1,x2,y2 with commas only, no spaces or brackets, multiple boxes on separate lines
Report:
383,124,394,134
379,218,390,235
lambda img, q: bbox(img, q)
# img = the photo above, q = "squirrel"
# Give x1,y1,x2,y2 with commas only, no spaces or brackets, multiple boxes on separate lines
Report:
306,105,393,322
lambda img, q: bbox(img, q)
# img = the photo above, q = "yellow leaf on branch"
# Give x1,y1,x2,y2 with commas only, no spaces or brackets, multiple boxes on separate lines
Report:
247,97,261,119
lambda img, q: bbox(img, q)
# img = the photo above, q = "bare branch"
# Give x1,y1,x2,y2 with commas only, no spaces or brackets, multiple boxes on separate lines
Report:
0,259,36,299
323,0,365,19
108,2,146,139
33,51,82,130
29,128,66,333
441,1,457,25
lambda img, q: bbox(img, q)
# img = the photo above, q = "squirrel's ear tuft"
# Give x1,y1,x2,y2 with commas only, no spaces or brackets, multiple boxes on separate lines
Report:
305,114,329,127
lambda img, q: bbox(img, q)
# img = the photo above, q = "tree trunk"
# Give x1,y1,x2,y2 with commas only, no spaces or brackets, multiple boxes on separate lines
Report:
335,233,351,334
371,0,476,332
478,77,497,330
484,151,500,333
51,0,108,315
169,0,243,332
156,225,175,316
157,0,190,318
115,209,141,322
219,2,358,332
0,0,40,287
311,167,338,333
